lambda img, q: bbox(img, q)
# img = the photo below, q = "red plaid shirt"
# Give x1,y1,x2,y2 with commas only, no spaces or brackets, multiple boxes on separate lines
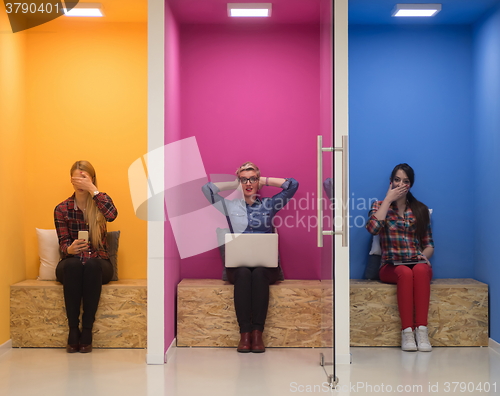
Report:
54,193,118,263
366,200,434,263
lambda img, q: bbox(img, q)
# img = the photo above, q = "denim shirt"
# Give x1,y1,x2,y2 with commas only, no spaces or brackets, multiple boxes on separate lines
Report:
202,178,299,233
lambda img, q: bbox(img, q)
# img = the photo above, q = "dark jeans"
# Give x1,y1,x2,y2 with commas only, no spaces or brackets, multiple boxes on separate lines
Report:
56,257,113,329
226,266,280,333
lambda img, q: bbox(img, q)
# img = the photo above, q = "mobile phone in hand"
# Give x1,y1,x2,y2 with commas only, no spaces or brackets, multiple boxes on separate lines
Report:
78,230,89,243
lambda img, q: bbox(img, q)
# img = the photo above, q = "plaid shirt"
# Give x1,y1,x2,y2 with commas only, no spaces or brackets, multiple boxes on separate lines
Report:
366,200,434,263
54,193,118,263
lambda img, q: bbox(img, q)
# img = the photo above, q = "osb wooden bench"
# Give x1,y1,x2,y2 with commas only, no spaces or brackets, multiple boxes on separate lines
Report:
177,279,333,348
10,279,147,348
350,278,488,347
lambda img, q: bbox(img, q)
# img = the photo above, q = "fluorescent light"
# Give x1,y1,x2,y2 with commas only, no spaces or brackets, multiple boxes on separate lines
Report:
231,9,269,17
63,2,104,17
392,4,441,17
228,3,272,17
64,8,103,17
395,10,437,16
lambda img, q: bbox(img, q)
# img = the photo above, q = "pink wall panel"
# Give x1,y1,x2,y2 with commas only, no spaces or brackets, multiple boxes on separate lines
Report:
178,23,322,280
319,0,334,281
164,4,181,351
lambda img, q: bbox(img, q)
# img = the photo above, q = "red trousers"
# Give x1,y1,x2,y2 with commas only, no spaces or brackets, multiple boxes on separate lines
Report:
379,263,433,330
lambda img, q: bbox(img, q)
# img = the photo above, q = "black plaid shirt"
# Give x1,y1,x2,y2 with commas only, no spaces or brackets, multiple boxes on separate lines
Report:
54,193,118,263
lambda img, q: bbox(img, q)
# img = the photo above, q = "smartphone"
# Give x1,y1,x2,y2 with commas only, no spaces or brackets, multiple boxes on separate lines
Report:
78,231,89,243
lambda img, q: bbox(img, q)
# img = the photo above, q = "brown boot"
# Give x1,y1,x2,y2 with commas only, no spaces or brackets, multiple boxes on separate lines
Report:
251,330,265,353
237,332,252,353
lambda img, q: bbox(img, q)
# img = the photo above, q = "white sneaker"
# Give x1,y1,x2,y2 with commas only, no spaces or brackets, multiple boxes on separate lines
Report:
401,327,417,351
415,326,432,352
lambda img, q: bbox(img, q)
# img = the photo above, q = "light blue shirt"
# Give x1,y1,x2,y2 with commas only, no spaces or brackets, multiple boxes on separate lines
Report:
202,178,299,233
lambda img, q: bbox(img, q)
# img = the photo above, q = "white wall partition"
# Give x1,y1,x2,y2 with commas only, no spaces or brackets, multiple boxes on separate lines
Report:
147,0,165,365
334,0,350,366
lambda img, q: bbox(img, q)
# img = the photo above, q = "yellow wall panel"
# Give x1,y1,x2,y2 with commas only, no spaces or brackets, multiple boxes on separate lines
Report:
0,8,27,345
23,20,148,280
1,6,147,346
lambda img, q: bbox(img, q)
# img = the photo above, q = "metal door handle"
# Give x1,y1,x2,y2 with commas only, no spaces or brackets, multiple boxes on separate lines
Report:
317,135,348,247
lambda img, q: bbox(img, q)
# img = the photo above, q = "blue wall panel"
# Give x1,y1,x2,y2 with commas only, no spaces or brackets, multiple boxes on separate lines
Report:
349,25,475,279
473,4,500,343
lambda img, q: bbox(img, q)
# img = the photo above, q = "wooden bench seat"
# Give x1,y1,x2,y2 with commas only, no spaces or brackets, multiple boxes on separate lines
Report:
178,278,488,348
350,278,488,346
177,279,333,348
10,279,147,348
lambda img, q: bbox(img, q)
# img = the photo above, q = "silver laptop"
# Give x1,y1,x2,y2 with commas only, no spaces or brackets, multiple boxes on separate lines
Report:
224,233,278,268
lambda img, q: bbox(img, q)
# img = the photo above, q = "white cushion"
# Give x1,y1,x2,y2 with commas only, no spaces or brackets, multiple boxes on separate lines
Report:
36,228,61,281
369,235,382,256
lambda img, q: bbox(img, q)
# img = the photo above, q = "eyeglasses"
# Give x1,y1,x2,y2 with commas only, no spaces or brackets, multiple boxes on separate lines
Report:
239,177,259,184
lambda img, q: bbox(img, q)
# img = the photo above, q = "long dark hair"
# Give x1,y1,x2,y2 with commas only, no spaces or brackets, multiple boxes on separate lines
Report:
390,163,430,245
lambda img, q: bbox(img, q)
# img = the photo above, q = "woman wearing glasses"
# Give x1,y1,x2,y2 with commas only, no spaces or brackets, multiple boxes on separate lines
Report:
202,161,299,353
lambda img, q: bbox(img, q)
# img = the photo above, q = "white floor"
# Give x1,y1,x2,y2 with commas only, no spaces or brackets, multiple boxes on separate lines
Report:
0,345,499,396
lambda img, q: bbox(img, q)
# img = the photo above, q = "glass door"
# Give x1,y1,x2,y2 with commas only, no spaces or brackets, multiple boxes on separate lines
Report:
318,0,350,388
164,0,349,382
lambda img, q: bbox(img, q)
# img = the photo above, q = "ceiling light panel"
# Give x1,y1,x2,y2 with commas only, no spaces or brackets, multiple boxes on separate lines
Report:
228,3,272,17
63,2,104,17
393,4,442,17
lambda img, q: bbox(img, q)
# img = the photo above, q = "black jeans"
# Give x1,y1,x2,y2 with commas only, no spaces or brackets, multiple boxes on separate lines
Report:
226,267,280,333
56,258,113,329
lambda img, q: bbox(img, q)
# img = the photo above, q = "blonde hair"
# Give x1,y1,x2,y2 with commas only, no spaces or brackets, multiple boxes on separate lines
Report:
70,161,106,250
236,161,260,179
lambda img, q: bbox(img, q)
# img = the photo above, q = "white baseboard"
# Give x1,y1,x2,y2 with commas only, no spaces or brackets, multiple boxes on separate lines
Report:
146,353,166,365
489,338,500,355
146,338,176,364
165,337,176,363
336,353,352,365
0,339,12,357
